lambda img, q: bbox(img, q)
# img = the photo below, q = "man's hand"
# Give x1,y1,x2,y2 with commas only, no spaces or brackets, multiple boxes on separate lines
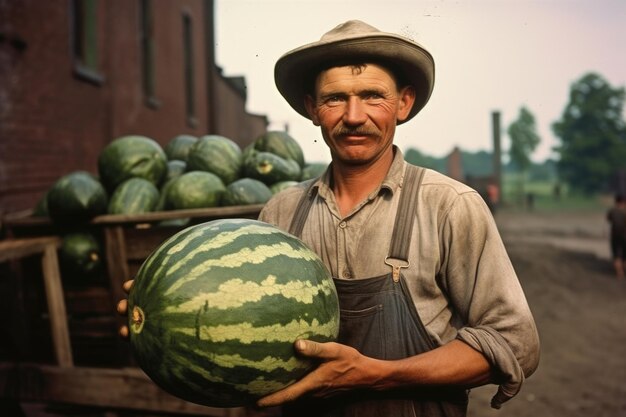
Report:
256,339,378,408
116,279,134,338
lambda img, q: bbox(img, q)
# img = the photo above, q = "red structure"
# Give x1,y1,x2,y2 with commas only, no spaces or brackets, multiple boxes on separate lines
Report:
0,0,268,213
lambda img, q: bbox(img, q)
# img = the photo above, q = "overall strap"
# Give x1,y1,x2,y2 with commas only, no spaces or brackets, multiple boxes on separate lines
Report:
385,164,425,282
288,179,318,238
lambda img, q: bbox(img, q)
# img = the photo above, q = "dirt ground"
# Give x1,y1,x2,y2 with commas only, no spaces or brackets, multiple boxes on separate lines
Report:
467,209,626,417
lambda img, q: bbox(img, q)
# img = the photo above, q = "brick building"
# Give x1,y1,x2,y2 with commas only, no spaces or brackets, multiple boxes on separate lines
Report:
0,0,268,213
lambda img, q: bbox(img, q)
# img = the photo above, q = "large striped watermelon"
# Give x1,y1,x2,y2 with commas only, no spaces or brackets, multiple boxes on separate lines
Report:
128,219,339,407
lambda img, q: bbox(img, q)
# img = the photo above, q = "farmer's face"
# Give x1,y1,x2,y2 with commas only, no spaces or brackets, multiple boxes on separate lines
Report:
304,63,415,165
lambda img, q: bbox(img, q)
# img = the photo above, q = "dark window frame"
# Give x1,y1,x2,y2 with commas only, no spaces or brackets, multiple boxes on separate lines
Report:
140,0,160,108
70,0,104,85
182,11,197,128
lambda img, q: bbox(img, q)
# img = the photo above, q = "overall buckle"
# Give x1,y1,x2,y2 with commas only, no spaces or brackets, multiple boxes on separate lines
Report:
384,257,410,283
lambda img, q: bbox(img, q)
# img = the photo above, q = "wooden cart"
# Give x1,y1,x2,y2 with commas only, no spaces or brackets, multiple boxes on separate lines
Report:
0,205,265,416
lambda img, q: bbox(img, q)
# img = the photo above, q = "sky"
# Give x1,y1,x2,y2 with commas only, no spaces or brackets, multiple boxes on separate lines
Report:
214,0,626,164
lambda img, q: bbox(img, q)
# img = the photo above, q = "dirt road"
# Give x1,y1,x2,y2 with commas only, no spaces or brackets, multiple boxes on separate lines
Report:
468,210,626,416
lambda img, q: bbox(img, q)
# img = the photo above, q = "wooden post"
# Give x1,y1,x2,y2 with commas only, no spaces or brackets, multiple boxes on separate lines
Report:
0,237,73,367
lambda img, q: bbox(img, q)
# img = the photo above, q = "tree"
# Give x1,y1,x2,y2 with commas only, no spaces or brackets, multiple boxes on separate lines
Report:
552,72,626,194
507,106,541,201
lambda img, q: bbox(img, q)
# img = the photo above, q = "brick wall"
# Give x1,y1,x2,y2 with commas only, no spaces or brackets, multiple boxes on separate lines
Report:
0,0,267,214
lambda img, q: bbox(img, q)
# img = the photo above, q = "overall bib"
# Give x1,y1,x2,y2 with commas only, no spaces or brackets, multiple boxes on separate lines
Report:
285,165,468,417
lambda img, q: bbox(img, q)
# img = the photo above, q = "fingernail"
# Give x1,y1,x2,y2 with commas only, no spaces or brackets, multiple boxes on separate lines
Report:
295,339,306,351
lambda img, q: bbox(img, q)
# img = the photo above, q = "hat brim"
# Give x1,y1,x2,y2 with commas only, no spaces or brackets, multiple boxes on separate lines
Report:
274,34,435,124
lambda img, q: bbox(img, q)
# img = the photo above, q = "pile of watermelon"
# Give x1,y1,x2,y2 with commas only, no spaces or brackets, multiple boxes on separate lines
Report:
34,131,326,220
32,131,325,279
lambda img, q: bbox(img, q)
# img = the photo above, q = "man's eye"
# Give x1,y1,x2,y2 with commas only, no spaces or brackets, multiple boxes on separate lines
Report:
324,96,344,105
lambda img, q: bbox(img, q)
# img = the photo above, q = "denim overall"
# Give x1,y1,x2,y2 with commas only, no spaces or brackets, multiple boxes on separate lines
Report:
285,165,468,417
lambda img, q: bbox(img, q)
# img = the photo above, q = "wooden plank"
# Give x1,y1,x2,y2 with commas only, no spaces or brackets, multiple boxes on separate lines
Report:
3,205,264,228
41,244,73,367
0,363,247,416
0,237,60,263
91,204,264,225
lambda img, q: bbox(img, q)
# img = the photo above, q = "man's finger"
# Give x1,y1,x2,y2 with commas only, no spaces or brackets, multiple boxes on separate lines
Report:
117,299,128,315
119,325,129,338
123,279,134,293
295,339,337,359
256,374,317,408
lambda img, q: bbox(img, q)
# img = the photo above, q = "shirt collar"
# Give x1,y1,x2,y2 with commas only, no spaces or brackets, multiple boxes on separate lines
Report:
314,145,407,200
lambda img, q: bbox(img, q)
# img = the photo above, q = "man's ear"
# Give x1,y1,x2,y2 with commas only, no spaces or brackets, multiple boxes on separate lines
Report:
304,94,320,126
396,86,416,122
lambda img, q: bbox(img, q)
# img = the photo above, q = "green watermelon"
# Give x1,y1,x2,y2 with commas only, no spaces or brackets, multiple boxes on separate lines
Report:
128,219,339,407
270,181,299,194
301,163,328,181
108,178,160,215
187,135,242,185
165,171,225,210
59,232,102,276
252,131,305,168
164,160,187,183
222,178,273,206
98,135,167,191
164,135,198,162
47,171,108,223
244,151,301,185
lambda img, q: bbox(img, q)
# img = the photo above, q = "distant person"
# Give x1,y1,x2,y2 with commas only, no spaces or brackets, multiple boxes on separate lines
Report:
486,182,500,214
526,192,535,211
606,194,626,278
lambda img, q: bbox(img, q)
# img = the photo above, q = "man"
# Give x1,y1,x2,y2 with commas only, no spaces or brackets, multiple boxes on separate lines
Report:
255,20,539,416
607,193,626,278
119,20,539,416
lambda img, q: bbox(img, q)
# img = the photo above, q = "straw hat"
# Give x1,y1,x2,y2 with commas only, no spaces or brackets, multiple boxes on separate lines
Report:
274,20,435,124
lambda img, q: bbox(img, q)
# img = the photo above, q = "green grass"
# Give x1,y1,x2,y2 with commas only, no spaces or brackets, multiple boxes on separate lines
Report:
500,176,609,213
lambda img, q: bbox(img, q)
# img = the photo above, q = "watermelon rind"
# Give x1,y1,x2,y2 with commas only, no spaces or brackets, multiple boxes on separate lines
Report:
47,171,108,223
128,219,339,407
186,135,242,185
165,171,226,210
222,178,273,206
98,135,167,191
108,178,160,215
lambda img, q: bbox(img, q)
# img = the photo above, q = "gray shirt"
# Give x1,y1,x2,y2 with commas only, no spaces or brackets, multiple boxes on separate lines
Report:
258,147,540,408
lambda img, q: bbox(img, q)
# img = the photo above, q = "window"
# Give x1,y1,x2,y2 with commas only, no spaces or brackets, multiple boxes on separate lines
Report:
140,0,159,107
182,12,196,127
71,0,103,83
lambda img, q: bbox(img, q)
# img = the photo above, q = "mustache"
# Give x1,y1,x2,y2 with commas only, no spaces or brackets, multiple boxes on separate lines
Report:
333,125,381,137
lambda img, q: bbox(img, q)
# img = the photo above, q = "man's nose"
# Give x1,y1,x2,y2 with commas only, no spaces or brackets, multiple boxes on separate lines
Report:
343,96,367,126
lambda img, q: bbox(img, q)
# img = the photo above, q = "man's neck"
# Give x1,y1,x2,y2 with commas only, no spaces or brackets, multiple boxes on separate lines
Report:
331,149,395,217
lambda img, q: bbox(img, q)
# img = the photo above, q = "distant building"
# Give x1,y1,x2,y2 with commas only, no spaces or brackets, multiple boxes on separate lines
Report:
0,0,268,213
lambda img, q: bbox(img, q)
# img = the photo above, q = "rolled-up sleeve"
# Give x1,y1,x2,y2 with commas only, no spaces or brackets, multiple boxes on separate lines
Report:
441,192,540,408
